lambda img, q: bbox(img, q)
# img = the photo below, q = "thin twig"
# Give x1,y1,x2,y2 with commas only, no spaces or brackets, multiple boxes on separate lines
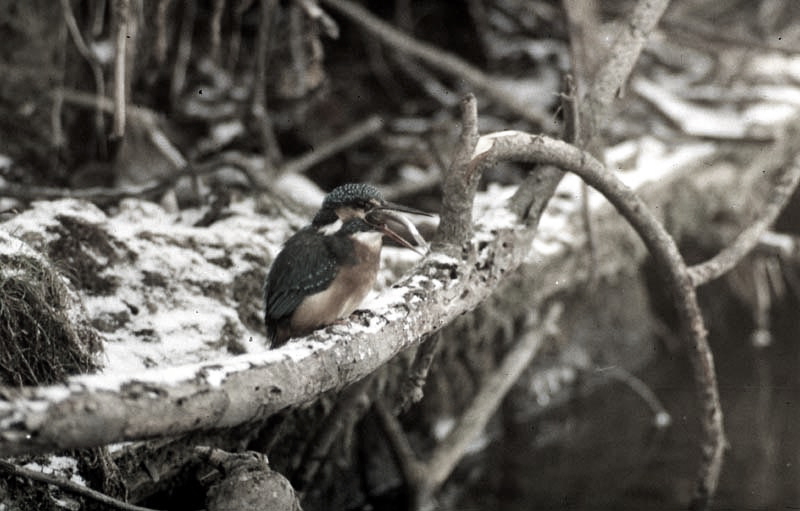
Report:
380,170,441,203
562,0,602,90
662,17,800,56
58,89,187,169
51,21,67,149
278,115,384,175
0,150,259,203
375,305,561,509
751,259,773,348
59,0,107,156
209,0,225,63
423,305,561,499
59,0,102,92
598,366,672,428
252,0,283,168
688,154,800,287
288,2,307,97
171,0,195,106
320,0,550,128
391,52,460,108
396,332,442,413
298,0,339,39
113,0,130,139
90,0,106,37
373,399,427,505
0,167,201,203
0,459,162,511
154,0,172,65
294,376,375,490
563,74,599,288
226,0,247,69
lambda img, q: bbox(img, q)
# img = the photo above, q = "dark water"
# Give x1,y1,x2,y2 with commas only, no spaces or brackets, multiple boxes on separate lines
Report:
453,292,800,510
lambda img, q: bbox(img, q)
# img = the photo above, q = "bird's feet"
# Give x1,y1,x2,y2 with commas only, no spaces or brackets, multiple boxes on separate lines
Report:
350,308,376,325
328,310,375,333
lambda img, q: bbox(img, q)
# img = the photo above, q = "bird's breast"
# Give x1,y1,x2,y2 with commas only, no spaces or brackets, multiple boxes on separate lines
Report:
289,233,382,334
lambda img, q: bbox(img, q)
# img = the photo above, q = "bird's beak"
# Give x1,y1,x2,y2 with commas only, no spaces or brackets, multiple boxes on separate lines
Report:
377,200,433,218
367,209,428,256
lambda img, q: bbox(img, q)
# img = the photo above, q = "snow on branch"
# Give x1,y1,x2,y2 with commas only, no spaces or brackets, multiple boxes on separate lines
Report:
0,99,532,458
0,228,525,457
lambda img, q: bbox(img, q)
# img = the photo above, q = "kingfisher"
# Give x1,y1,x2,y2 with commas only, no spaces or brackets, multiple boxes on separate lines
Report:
264,183,430,347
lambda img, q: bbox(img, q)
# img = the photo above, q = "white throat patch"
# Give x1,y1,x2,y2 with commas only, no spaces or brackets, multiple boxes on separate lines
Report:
318,218,343,235
352,230,383,249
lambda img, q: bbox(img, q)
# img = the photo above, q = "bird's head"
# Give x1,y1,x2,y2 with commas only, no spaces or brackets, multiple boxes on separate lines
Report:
312,183,384,229
312,183,431,254
313,183,429,229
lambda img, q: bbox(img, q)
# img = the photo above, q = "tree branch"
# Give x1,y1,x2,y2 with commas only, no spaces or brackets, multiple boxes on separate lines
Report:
688,153,800,286
423,305,561,502
471,130,723,509
0,459,161,511
512,0,670,223
320,0,550,128
112,0,131,139
395,332,442,413
294,375,375,490
375,305,562,510
433,93,480,250
583,0,671,139
252,0,283,169
0,113,522,458
0,221,534,458
59,0,107,156
278,115,384,176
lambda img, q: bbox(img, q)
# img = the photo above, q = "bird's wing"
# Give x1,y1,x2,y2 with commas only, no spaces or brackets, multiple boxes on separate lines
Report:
264,229,339,321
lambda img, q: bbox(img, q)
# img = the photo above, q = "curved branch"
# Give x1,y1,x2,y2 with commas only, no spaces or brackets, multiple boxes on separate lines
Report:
688,154,800,286
514,0,671,222
473,130,723,509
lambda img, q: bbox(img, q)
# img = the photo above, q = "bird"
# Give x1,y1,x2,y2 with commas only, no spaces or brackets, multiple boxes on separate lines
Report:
264,183,430,348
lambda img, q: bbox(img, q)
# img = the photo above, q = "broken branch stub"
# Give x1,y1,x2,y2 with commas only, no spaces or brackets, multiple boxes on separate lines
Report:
433,94,481,253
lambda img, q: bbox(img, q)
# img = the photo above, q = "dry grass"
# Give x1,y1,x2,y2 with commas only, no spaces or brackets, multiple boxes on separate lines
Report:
0,254,99,386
